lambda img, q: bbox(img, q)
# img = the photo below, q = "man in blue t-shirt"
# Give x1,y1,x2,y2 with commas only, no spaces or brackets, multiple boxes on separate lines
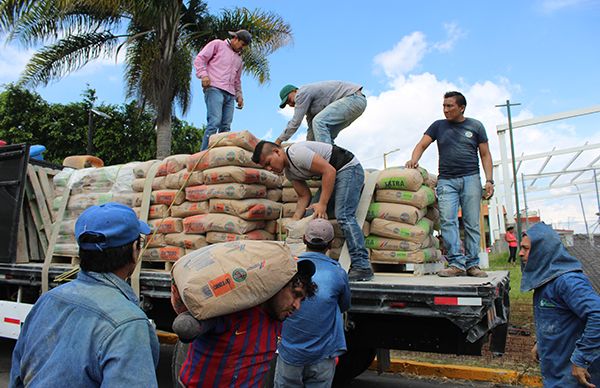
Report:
274,218,351,387
406,91,494,277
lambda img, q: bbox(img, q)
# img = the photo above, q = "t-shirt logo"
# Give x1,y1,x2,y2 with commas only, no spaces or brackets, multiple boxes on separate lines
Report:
465,131,473,138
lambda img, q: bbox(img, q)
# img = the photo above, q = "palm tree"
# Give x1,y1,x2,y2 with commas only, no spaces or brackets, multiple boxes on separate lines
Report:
0,1,292,158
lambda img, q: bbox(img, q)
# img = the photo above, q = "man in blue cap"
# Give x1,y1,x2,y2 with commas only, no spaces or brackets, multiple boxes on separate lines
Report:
275,81,366,145
521,223,600,388
11,203,160,388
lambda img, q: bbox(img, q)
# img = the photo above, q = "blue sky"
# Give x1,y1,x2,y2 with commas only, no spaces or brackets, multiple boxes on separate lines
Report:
1,0,600,232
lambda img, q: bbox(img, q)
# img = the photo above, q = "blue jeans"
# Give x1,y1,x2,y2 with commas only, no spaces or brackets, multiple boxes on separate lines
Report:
312,164,370,270
436,174,482,271
308,93,367,144
274,356,336,388
201,87,235,150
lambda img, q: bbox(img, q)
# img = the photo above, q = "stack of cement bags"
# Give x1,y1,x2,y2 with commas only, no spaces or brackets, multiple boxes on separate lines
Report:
365,167,441,268
51,163,140,256
131,155,209,263
184,131,283,245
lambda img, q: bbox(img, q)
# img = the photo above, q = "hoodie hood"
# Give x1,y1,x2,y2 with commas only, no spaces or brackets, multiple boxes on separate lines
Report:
520,223,582,292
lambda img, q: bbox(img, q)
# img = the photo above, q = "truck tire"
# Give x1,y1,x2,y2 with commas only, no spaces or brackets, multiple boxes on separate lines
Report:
171,340,189,388
332,346,377,387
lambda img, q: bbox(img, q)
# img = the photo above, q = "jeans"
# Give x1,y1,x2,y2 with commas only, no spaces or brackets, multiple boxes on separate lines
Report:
274,357,336,388
508,246,517,263
436,174,482,271
309,93,367,144
201,87,235,150
312,164,370,270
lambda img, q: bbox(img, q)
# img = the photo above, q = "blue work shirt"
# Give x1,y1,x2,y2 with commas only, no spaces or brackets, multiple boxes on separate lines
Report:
522,223,600,387
10,271,159,388
278,251,351,366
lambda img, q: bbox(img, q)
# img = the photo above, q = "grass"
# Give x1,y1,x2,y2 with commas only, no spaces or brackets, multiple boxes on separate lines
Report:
488,252,534,304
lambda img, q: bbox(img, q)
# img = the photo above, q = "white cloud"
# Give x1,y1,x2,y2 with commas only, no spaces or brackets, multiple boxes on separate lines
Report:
432,23,466,52
373,32,428,79
539,0,598,12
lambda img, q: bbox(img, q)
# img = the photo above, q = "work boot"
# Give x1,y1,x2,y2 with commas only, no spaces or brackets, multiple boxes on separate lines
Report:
348,266,374,282
437,266,466,277
467,266,488,277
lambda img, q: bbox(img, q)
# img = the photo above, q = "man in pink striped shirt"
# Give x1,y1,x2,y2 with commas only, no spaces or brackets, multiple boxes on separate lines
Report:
194,29,251,150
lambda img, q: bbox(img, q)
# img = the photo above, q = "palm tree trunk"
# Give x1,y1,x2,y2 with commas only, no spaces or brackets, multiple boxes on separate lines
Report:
156,107,172,159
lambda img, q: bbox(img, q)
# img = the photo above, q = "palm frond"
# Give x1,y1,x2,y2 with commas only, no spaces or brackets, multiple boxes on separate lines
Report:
19,31,119,87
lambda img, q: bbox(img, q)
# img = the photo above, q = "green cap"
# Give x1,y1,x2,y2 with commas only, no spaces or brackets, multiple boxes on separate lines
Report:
279,84,298,108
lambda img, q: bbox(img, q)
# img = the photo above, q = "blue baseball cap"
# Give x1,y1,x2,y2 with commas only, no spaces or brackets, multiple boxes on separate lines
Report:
75,202,151,251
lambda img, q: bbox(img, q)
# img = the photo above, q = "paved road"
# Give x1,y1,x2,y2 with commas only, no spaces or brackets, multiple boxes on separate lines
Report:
1,337,514,387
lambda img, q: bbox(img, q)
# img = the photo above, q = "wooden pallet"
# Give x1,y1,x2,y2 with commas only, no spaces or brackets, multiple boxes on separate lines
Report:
371,261,443,276
141,260,175,272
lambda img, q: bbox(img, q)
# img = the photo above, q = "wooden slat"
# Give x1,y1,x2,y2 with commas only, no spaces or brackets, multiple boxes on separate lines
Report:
36,167,56,221
27,165,53,241
23,179,49,253
42,186,71,293
16,210,29,263
25,204,41,261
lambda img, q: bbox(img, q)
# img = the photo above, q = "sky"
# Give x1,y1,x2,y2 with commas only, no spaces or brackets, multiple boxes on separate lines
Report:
1,0,600,234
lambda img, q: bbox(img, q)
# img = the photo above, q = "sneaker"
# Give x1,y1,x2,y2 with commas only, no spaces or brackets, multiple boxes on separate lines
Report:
437,266,466,277
348,267,374,282
466,266,488,277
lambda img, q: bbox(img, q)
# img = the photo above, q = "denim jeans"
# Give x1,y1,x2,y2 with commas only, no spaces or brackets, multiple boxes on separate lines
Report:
311,164,370,270
309,93,367,144
436,174,482,271
274,357,336,388
201,87,235,150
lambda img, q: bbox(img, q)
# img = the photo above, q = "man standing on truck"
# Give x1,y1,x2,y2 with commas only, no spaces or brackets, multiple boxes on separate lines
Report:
194,29,251,150
275,81,367,145
175,260,317,387
521,223,600,388
10,203,159,388
406,91,493,278
274,218,351,387
252,140,374,282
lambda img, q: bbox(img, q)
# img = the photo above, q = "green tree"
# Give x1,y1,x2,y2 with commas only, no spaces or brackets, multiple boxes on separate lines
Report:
0,1,292,159
0,84,204,165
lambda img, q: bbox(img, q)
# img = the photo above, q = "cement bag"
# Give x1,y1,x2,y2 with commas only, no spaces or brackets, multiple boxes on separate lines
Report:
370,247,439,264
171,201,209,218
376,167,424,191
54,244,79,256
375,185,436,208
132,193,143,207
62,193,113,211
328,248,341,260
363,220,370,237
203,166,282,189
282,203,296,218
165,170,204,189
142,246,186,261
171,240,297,320
366,202,426,225
165,233,209,250
265,220,278,234
132,178,146,192
331,237,345,249
67,166,120,194
145,233,166,248
206,230,275,244
207,130,259,152
425,206,441,231
267,189,282,202
56,234,76,244
133,204,169,220
151,176,166,191
156,154,189,177
369,218,432,243
133,160,158,178
185,184,266,202
209,198,282,221
151,190,185,206
62,155,104,169
149,217,183,234
282,187,319,203
329,219,345,238
183,213,265,234
187,146,259,172
423,173,438,189
365,235,430,251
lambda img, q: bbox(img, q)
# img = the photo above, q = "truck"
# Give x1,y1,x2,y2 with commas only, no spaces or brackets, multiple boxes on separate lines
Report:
0,144,510,385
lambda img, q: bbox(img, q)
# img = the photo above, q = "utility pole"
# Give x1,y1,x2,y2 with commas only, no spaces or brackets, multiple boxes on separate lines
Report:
383,148,401,169
496,100,522,245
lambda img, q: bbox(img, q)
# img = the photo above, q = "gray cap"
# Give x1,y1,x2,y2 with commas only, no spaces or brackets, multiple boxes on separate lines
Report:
304,218,334,245
228,29,252,44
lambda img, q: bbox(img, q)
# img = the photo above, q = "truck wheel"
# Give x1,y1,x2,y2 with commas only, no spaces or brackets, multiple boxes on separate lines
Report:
171,340,189,388
332,347,377,387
